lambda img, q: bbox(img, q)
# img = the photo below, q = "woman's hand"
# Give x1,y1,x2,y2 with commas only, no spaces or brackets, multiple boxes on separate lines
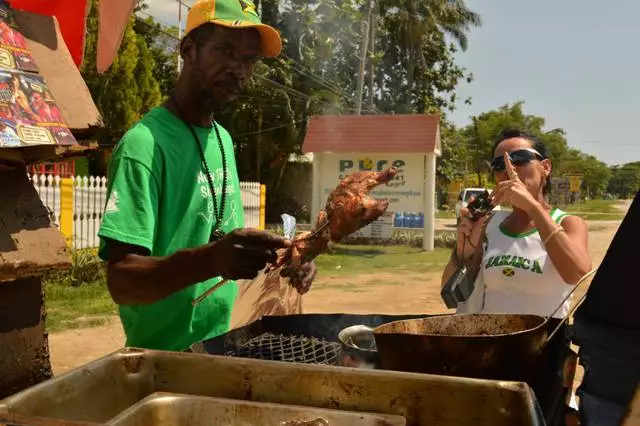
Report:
490,152,540,213
457,205,490,261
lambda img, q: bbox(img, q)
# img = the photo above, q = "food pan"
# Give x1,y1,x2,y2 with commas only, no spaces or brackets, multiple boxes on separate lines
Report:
0,348,545,426
105,392,405,426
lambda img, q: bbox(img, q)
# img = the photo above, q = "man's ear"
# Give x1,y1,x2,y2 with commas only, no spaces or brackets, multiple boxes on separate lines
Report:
180,36,195,63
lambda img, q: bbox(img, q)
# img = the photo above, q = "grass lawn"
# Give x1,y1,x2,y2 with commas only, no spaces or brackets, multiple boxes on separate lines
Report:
43,245,450,332
44,278,116,333
436,210,457,219
315,244,450,277
437,199,626,221
562,199,626,220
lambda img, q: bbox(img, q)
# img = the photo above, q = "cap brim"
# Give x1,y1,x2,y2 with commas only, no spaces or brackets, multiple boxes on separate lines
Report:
210,20,282,58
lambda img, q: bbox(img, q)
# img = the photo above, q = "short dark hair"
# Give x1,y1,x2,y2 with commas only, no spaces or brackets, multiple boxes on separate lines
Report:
492,129,552,194
181,23,219,54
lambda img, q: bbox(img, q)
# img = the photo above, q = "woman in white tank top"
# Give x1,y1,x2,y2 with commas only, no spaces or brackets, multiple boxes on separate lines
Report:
465,207,574,317
441,130,592,317
440,130,593,426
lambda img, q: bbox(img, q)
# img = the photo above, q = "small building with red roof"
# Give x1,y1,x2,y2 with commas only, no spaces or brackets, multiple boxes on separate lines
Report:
302,114,441,250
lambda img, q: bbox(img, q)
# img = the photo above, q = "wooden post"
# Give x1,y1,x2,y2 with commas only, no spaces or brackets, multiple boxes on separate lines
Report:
259,184,266,230
311,153,323,228
59,177,74,247
0,166,69,399
0,277,52,399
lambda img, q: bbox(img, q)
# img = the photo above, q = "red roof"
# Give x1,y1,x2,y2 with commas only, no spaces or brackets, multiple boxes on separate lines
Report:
303,114,440,154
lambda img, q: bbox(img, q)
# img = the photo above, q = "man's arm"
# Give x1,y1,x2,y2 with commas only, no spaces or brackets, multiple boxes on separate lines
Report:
105,229,291,305
104,240,219,305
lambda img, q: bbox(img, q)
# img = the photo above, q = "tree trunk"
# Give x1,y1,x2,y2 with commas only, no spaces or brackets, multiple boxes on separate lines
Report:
406,47,415,112
367,3,377,108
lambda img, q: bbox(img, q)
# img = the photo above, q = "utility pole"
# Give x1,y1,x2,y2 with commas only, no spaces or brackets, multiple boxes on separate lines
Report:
177,0,184,73
355,0,374,115
472,117,482,187
367,2,377,108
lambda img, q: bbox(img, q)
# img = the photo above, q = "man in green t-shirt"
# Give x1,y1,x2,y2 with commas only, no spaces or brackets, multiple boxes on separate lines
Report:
97,0,317,352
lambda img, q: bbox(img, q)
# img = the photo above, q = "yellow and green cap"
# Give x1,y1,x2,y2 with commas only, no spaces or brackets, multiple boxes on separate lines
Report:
186,0,282,58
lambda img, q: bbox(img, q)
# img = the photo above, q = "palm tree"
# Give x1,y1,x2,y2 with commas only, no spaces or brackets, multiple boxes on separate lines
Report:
379,0,481,111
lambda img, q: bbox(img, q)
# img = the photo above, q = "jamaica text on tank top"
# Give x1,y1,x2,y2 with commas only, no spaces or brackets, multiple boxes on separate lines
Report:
476,208,573,318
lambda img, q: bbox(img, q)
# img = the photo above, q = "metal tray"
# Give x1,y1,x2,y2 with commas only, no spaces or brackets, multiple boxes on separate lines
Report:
105,392,406,426
0,348,545,426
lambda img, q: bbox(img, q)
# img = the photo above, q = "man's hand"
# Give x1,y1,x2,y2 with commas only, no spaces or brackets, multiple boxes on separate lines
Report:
281,261,317,295
209,228,291,280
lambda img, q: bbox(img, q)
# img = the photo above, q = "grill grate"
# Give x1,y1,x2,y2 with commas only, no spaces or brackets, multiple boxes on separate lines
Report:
224,333,343,365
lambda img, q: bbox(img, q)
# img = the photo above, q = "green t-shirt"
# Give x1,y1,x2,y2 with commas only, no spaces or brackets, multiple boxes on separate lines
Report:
97,107,245,352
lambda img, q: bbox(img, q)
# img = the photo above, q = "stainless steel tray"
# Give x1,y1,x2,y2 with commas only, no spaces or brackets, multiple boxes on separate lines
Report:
0,348,544,426
105,392,406,426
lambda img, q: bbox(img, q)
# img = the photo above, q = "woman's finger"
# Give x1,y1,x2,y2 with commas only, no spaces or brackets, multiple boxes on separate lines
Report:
504,152,520,181
490,182,513,204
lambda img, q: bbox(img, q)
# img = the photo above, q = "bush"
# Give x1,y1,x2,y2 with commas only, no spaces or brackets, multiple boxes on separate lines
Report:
267,224,456,249
341,229,456,249
44,248,106,287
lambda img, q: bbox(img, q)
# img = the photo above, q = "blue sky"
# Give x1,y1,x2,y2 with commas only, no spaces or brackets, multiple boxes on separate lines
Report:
147,0,639,165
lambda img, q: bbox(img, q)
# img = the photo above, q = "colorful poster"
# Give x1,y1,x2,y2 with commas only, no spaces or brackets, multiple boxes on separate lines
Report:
0,15,39,72
0,70,77,148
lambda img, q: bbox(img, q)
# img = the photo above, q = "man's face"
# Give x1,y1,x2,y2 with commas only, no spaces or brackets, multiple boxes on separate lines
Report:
183,26,260,107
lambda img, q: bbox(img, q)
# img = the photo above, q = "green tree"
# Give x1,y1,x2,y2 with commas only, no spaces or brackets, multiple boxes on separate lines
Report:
608,163,640,198
437,119,468,184
458,101,610,199
377,0,481,112
133,16,179,100
560,151,611,198
81,0,163,174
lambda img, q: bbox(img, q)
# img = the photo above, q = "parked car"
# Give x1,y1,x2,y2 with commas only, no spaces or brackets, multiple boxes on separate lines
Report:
455,187,501,223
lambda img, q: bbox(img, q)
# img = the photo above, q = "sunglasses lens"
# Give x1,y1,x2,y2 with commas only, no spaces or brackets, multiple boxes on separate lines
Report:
491,149,540,171
510,150,536,165
491,158,505,172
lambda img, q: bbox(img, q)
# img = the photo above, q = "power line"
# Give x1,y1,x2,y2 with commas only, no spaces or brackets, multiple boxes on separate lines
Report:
279,54,380,114
134,14,180,42
136,9,380,115
235,120,306,137
137,10,176,30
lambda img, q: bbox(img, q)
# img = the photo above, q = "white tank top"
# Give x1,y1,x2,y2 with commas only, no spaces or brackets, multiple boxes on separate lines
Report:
457,208,573,318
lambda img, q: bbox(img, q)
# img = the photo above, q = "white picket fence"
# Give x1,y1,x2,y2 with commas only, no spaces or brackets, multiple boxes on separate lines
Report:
29,174,262,250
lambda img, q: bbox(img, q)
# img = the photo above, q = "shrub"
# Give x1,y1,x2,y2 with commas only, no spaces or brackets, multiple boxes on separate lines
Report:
44,248,105,287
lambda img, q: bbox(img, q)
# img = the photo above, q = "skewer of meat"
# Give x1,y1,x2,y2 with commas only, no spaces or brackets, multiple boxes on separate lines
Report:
192,167,398,305
275,166,398,271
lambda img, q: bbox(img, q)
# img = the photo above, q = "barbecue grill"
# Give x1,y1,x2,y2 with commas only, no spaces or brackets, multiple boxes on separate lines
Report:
199,313,428,367
223,332,343,365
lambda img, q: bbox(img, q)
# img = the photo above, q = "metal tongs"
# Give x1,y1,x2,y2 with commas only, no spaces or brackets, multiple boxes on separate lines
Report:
191,220,331,306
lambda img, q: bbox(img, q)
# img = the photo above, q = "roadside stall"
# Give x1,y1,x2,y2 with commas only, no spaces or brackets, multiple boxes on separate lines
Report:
0,1,101,400
0,1,635,425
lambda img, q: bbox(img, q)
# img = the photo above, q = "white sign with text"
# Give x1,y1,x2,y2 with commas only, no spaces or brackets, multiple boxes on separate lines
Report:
317,153,426,214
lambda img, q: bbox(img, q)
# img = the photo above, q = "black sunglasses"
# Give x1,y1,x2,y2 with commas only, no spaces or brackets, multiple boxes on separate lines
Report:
490,148,543,172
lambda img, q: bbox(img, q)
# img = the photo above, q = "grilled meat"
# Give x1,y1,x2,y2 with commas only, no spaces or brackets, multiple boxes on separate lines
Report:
275,167,398,285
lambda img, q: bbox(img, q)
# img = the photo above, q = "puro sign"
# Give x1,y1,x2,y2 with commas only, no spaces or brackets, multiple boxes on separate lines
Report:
319,153,425,213
338,158,406,174
338,158,408,188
